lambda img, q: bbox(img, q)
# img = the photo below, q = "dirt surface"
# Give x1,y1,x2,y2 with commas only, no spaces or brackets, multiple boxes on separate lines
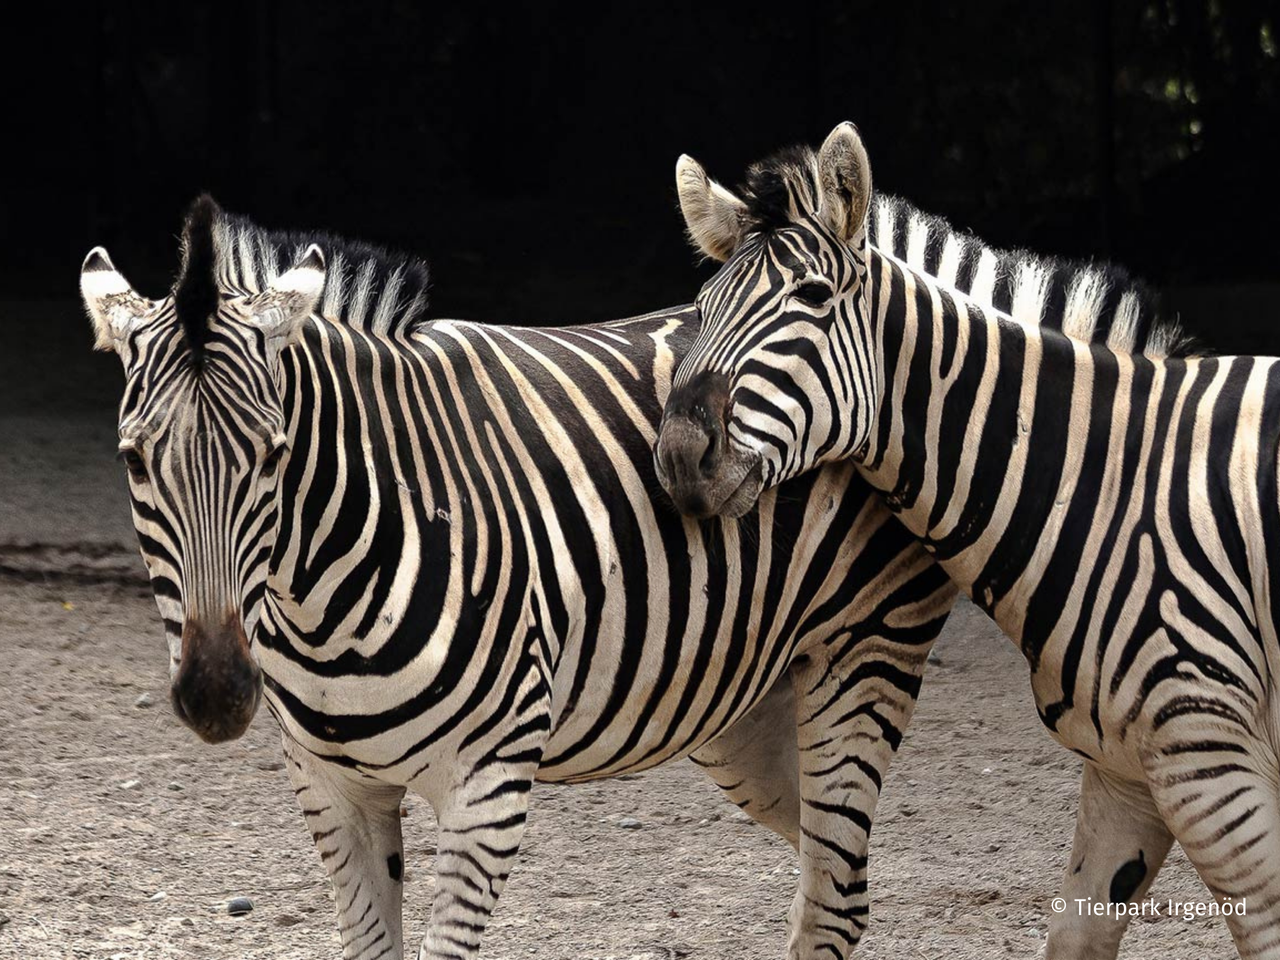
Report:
0,413,1240,959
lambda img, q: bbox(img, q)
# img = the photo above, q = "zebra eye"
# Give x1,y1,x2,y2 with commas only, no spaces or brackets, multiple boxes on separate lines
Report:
119,448,148,484
792,282,832,308
261,442,287,477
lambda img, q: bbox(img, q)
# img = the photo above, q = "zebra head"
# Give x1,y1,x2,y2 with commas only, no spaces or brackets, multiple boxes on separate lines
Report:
655,123,876,518
80,196,325,743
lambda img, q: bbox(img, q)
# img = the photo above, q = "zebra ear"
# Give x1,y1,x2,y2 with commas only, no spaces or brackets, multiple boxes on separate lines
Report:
254,244,326,344
676,154,746,262
81,247,156,353
816,122,873,244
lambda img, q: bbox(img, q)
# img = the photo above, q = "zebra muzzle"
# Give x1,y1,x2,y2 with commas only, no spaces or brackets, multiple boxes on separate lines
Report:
171,614,263,744
655,372,763,519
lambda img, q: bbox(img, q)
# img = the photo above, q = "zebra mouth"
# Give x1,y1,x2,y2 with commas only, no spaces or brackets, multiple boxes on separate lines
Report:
714,457,765,518
655,417,763,519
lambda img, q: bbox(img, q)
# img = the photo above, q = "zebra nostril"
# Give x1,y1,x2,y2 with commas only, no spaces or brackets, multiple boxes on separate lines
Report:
699,423,723,476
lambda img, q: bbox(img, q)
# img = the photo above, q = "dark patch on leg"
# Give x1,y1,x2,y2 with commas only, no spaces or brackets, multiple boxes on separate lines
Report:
1109,850,1146,904
387,852,403,882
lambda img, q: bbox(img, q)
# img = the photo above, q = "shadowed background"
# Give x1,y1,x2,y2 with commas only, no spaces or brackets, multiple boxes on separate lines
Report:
4,0,1280,420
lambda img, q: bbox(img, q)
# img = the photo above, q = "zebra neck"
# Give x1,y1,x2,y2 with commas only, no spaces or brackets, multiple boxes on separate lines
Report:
261,324,459,650
858,254,1111,629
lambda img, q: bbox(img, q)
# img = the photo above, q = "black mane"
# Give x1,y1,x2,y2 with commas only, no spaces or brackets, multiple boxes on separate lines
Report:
737,145,821,232
174,195,221,367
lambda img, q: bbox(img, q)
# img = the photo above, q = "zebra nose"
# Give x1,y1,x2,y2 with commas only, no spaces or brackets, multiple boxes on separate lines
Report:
171,617,262,744
655,373,732,514
657,414,720,483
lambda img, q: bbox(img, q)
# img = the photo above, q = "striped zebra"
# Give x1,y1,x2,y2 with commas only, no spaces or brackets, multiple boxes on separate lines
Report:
655,122,1280,959
81,195,1167,960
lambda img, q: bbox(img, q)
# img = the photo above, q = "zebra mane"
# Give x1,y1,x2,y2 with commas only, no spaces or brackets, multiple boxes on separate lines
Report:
736,147,1196,359
174,195,432,341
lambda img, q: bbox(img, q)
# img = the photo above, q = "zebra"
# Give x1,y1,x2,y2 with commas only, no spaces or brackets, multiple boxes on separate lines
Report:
81,194,1172,960
654,121,1280,959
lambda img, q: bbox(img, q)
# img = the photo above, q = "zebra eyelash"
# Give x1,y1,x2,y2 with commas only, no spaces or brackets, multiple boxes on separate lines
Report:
790,281,833,308
260,440,288,477
117,447,149,483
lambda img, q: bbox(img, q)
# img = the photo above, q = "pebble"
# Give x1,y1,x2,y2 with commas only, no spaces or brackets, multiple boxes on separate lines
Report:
119,779,141,790
227,897,254,916
0,911,9,927
274,914,302,927
148,891,167,902
981,767,992,775
986,843,1001,853
927,651,944,666
617,817,642,829
167,782,183,791
134,692,154,708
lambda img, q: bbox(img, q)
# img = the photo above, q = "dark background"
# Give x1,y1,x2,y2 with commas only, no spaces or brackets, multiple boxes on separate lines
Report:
6,0,1280,415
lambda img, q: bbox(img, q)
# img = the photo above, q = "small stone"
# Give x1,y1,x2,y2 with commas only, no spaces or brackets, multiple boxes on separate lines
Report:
227,897,254,916
900,807,916,818
134,692,154,708
119,779,141,790
167,782,183,791
180,917,195,927
148,891,167,902
927,651,943,667
617,817,642,829
274,914,301,927
0,911,9,927
986,843,1001,853
981,767,992,775
253,758,284,772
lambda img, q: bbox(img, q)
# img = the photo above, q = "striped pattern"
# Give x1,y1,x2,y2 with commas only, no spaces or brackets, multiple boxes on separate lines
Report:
87,201,974,959
659,127,1280,959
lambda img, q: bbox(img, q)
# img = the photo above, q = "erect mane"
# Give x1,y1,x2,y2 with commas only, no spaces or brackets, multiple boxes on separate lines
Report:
174,196,221,367
729,145,1195,359
173,195,432,341
736,145,822,233
868,195,1197,359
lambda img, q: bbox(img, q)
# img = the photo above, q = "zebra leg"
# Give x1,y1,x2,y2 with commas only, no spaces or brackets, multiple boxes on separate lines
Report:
1144,719,1280,958
284,741,408,960
784,640,928,959
1043,762,1174,960
413,758,544,960
690,672,800,847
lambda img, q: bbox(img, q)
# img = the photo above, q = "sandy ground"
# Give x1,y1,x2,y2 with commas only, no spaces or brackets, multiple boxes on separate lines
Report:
0,407,1240,960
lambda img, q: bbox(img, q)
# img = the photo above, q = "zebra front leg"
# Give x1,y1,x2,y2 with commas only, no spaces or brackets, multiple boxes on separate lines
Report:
1144,717,1280,959
412,648,551,960
284,741,408,960
690,672,800,847
785,639,927,959
1044,762,1174,960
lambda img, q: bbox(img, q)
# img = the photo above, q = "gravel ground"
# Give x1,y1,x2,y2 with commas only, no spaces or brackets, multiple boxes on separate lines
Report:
0,408,1239,960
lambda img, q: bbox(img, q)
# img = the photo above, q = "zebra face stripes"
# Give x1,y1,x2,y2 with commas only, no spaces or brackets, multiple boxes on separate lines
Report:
80,231,324,742
655,124,879,517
